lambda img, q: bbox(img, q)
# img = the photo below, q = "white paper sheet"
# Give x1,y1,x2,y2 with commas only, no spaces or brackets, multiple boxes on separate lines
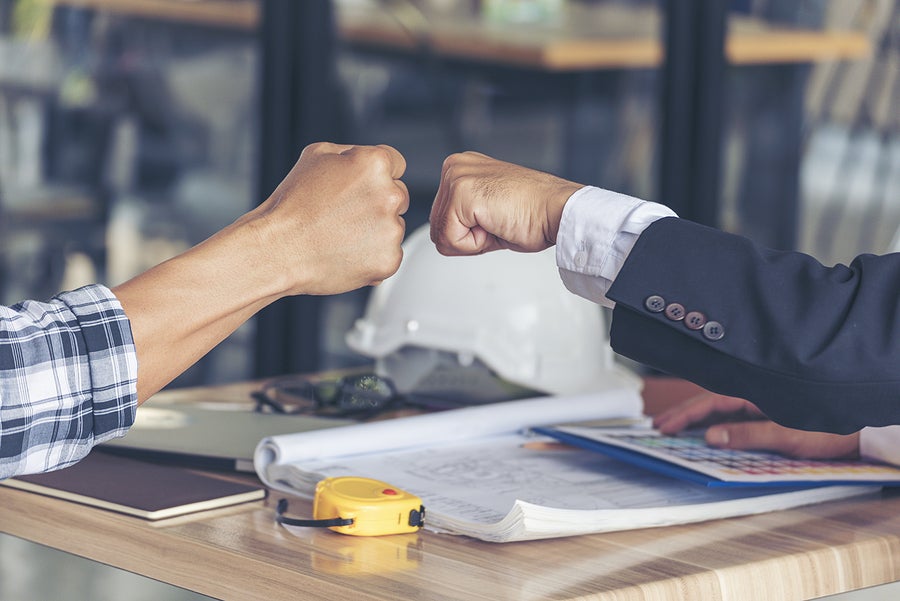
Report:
265,432,876,542
254,388,644,474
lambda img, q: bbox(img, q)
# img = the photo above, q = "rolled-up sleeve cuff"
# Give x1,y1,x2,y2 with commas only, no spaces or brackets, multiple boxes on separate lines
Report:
57,285,138,443
860,426,900,467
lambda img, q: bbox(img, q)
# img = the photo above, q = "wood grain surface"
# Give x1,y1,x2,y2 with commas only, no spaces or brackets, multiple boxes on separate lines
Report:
2,377,898,600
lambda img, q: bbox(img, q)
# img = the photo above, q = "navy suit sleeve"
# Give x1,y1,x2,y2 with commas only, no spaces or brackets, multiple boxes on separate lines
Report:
606,217,900,434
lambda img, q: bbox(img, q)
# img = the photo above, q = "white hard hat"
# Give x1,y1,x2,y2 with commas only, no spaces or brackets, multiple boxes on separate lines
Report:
346,225,640,397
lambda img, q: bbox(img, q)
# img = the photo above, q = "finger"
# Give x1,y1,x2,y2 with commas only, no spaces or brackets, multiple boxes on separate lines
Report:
705,422,784,450
430,182,480,255
394,179,410,215
431,155,459,239
446,207,501,255
374,144,407,179
429,178,451,247
657,394,754,426
467,225,501,254
654,393,752,433
706,422,860,459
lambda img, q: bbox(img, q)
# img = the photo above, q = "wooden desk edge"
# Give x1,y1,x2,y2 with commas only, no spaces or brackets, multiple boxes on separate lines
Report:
2,482,899,601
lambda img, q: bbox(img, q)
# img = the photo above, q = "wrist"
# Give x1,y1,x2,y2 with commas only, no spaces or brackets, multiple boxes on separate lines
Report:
545,182,582,244
220,211,297,301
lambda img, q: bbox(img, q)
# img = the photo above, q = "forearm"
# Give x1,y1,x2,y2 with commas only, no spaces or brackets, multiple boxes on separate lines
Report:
606,218,900,433
0,142,408,478
113,213,286,402
113,143,409,403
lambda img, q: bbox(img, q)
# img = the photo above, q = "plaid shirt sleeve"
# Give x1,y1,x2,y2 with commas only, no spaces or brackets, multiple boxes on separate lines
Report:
0,284,137,479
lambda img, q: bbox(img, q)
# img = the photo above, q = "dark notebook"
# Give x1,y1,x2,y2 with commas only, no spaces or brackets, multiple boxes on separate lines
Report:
2,451,266,520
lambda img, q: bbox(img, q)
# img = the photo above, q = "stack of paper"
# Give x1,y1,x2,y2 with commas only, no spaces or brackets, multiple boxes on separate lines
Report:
254,389,877,542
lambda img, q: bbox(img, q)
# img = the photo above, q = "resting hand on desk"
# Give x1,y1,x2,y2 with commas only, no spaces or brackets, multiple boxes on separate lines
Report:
653,393,860,460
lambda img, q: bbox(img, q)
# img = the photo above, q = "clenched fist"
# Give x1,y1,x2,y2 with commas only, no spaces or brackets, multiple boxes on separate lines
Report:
252,142,409,296
429,151,581,256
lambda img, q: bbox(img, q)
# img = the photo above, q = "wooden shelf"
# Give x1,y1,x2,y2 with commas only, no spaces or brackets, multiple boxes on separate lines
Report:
46,1,869,70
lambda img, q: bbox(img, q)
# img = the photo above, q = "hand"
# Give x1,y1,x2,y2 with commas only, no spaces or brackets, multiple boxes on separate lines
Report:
429,151,582,256
114,142,408,402
251,142,409,296
653,392,860,460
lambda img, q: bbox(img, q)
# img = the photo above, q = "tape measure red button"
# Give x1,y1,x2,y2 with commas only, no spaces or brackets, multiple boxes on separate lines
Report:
382,488,397,495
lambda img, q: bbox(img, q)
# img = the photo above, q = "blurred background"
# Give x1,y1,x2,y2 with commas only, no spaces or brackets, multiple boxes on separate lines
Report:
0,1,896,596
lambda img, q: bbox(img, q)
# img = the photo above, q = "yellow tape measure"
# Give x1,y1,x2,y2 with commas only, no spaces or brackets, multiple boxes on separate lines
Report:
277,476,425,536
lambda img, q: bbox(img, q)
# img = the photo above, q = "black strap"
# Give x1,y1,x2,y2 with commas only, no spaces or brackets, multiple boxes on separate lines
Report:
276,498,353,528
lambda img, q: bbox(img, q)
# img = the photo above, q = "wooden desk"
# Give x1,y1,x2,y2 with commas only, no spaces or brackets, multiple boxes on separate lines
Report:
1,378,898,601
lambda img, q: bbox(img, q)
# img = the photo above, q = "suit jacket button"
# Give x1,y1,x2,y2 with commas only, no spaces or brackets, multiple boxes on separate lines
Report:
644,295,666,313
664,303,685,321
703,321,725,341
685,311,707,330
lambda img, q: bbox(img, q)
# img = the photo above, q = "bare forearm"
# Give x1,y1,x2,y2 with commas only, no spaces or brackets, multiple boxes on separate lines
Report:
112,215,285,402
111,144,408,403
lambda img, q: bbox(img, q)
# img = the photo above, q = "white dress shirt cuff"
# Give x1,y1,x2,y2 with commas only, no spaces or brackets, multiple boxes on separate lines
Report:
556,186,676,308
859,426,900,467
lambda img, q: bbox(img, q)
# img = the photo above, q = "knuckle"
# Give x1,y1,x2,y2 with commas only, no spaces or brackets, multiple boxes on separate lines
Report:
442,152,465,171
434,241,457,257
430,218,450,246
441,152,477,178
373,248,403,281
304,141,327,154
446,175,471,198
385,187,406,211
366,145,393,171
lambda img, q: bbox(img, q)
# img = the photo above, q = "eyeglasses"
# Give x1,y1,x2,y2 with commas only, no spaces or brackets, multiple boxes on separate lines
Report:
252,367,544,420
251,373,438,419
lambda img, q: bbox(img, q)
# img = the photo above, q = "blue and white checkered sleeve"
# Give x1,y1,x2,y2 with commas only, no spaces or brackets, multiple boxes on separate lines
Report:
0,284,138,479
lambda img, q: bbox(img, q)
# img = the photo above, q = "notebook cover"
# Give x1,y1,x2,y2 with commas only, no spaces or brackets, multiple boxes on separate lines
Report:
3,451,266,519
100,405,352,472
